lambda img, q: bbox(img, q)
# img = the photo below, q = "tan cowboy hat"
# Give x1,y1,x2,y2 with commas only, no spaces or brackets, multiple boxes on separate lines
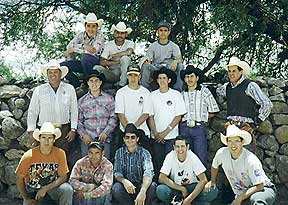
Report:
41,60,69,79
84,13,103,28
220,124,252,146
110,22,132,34
33,122,61,141
226,56,251,75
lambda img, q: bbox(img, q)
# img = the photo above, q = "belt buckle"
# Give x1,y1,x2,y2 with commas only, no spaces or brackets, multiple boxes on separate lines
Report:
187,120,195,127
53,123,62,128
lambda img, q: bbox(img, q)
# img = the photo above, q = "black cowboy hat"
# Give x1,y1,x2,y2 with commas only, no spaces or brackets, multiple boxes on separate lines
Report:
180,65,205,83
153,66,177,88
85,70,106,84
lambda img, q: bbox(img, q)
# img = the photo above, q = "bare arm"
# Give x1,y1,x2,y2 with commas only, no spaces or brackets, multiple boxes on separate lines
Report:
134,114,149,128
148,116,158,137
135,176,153,205
159,173,188,196
109,48,133,59
117,113,129,128
16,174,32,201
232,183,264,205
205,166,218,192
100,57,120,67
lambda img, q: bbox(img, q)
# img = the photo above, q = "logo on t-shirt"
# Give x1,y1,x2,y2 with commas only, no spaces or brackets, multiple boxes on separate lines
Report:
254,169,262,177
167,100,172,106
139,96,144,104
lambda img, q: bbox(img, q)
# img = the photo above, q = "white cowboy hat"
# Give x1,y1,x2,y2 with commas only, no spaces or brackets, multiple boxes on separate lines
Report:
226,56,251,75
110,22,132,34
40,60,69,79
220,124,252,146
84,13,103,28
33,122,61,141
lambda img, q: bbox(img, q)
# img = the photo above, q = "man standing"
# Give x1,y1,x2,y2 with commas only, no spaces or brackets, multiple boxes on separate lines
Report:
115,65,152,151
77,70,117,159
149,67,186,178
94,22,134,88
70,141,113,205
61,13,105,88
180,65,219,167
141,20,184,91
205,125,276,205
156,136,218,205
112,123,156,205
16,122,73,205
27,61,78,155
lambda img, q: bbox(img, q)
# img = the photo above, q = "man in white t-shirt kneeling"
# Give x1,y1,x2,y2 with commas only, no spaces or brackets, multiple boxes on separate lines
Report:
156,136,218,205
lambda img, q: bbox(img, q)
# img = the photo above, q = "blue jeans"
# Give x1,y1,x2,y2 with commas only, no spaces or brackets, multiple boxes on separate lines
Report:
111,182,156,205
241,185,276,205
180,123,208,167
73,194,111,205
24,183,73,205
156,183,218,204
61,54,100,87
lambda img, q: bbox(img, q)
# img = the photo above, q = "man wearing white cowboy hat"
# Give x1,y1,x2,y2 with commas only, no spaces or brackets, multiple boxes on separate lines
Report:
27,60,78,160
94,21,135,89
205,124,276,205
16,122,73,205
217,56,272,126
61,12,105,88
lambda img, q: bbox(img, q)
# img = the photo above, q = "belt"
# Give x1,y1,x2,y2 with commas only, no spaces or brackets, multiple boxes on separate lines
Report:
182,120,204,127
53,123,70,129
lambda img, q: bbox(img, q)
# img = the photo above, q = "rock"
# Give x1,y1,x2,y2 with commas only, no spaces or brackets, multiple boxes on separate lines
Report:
12,109,23,120
269,85,283,96
271,102,288,114
269,93,286,102
208,133,223,152
276,155,288,183
285,91,288,98
0,110,13,121
0,101,9,111
261,88,269,97
265,150,277,157
257,135,279,152
267,78,286,88
275,125,288,144
0,85,23,98
257,120,273,134
253,78,268,87
210,118,226,132
17,131,31,149
0,136,10,150
0,76,8,86
263,157,276,172
206,128,215,140
215,110,227,120
7,184,20,199
2,117,25,140
270,114,288,125
4,149,25,160
19,88,29,98
0,154,8,167
3,161,19,185
14,98,27,110
279,144,288,156
255,147,264,161
7,97,16,110
20,110,28,127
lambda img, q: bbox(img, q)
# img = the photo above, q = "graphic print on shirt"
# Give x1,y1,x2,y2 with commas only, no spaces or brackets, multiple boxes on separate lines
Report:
28,163,58,189
228,169,249,192
177,169,190,185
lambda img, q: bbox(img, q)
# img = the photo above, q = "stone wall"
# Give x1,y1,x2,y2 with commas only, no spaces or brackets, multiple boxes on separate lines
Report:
0,75,287,202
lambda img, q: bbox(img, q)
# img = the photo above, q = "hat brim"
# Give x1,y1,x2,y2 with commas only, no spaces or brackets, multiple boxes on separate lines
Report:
33,128,61,141
153,67,177,87
226,62,251,75
180,66,205,82
85,19,104,28
110,24,132,34
41,66,69,79
85,73,106,83
127,71,140,75
220,132,252,146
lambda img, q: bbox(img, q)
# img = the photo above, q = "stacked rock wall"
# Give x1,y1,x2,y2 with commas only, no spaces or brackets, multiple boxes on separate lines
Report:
0,76,287,202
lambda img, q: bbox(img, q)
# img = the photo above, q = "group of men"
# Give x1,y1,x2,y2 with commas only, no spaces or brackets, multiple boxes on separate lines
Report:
15,12,276,205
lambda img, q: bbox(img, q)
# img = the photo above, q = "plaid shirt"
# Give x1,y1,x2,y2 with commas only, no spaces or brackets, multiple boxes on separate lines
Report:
77,92,117,142
69,156,113,199
114,145,154,184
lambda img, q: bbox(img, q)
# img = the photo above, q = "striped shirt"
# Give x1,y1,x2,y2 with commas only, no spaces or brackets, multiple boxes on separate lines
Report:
69,156,113,199
217,76,273,122
67,31,105,56
77,92,117,142
182,85,219,122
27,82,78,131
114,145,154,183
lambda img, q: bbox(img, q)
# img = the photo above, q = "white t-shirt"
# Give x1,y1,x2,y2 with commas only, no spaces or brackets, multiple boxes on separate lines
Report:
150,88,186,140
212,147,272,196
115,85,151,135
160,150,206,185
101,39,135,61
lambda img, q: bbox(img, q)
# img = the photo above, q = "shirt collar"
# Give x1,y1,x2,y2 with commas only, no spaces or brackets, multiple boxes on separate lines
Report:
124,145,140,154
230,75,245,88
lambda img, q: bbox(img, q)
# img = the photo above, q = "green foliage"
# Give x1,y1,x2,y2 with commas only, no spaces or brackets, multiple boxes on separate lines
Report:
0,62,14,81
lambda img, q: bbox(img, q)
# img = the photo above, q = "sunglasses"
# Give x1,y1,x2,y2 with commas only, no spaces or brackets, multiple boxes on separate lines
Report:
124,135,137,140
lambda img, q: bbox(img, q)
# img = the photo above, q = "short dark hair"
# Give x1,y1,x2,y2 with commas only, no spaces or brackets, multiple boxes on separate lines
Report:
175,135,189,145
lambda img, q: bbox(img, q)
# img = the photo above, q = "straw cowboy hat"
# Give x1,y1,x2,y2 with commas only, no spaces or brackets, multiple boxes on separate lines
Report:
110,22,132,34
226,56,251,75
41,60,69,79
220,124,252,146
84,13,103,28
33,122,61,141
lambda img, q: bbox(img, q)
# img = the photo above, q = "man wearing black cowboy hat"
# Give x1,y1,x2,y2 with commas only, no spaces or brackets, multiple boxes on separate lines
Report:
77,70,117,159
179,65,219,167
148,67,186,179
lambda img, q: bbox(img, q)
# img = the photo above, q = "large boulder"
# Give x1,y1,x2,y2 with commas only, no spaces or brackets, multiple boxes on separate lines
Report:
270,114,288,125
279,144,288,156
257,135,279,152
257,120,273,134
271,102,288,114
0,85,22,98
275,125,288,144
5,149,25,160
1,117,25,140
0,110,13,121
2,160,19,185
276,155,288,183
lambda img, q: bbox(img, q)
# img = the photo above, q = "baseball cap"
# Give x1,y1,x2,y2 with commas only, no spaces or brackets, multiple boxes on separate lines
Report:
88,141,104,151
157,21,171,30
127,65,141,75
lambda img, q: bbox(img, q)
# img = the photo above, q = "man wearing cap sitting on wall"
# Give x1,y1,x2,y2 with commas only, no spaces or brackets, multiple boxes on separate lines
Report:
70,141,113,205
148,67,186,179
140,20,184,91
94,22,135,88
179,65,219,167
115,65,152,152
27,61,78,158
61,13,105,88
112,123,156,205
16,122,73,205
205,124,276,205
77,70,117,159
